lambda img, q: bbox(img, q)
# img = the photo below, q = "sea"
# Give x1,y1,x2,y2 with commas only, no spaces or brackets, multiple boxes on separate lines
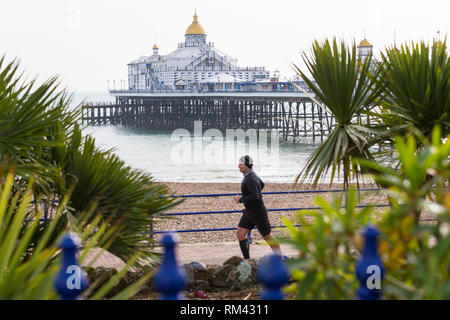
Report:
70,92,322,183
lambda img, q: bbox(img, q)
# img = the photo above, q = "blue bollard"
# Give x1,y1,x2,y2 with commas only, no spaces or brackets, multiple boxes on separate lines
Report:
43,201,48,221
257,254,290,300
153,233,187,300
355,225,385,300
54,233,88,300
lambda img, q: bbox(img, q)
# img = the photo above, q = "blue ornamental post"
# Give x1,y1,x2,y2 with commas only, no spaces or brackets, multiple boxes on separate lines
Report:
43,201,48,221
149,223,154,239
153,233,187,300
257,254,290,300
54,233,88,300
355,225,385,300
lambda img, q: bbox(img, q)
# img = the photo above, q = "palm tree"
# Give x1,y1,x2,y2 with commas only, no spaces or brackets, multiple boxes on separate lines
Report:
372,39,450,142
0,168,151,299
0,56,79,193
0,56,182,270
293,38,382,190
52,125,182,268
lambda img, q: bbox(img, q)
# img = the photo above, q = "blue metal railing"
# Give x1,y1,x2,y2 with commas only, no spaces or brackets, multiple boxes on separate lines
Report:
152,188,387,237
161,204,390,217
163,187,381,198
34,188,436,239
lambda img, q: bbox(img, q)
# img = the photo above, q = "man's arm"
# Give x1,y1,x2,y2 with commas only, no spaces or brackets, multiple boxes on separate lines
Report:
239,179,260,205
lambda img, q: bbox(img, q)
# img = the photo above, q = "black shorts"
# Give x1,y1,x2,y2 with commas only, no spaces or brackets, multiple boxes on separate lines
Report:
238,208,272,237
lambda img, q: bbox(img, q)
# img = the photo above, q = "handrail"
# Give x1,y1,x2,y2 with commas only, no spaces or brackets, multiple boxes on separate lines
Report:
164,187,381,198
33,188,437,239
164,204,390,216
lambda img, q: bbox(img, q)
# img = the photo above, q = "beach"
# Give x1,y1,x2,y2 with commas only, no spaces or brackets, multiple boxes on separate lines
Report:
153,182,388,244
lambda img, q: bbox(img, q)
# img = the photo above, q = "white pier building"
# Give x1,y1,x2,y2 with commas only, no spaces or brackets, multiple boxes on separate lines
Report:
127,11,270,91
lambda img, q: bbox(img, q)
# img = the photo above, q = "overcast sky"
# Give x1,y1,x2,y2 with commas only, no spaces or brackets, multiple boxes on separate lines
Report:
1,0,448,92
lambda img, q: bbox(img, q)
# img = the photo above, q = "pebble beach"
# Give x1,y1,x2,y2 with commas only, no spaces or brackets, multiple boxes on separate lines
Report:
153,182,389,244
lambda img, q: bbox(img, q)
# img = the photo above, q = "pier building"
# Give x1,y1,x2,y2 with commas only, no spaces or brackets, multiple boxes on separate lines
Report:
127,11,270,91
87,14,376,143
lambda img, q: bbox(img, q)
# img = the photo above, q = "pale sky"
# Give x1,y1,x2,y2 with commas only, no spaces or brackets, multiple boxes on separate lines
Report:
1,0,448,92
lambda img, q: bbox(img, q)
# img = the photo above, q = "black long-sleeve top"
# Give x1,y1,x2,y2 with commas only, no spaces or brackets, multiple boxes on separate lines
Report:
239,170,266,212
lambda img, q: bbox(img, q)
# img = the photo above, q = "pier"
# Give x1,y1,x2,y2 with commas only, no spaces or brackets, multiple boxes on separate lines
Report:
83,11,340,143
82,91,336,143
84,12,375,143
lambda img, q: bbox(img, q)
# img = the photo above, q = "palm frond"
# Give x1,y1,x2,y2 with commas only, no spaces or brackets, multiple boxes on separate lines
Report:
294,38,382,189
374,38,450,139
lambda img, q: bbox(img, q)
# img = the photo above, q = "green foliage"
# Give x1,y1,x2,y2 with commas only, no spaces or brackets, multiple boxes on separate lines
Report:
0,56,79,193
280,188,374,299
358,126,450,299
358,125,450,223
294,38,382,189
374,39,450,140
288,38,450,298
284,126,450,299
52,125,182,268
0,169,152,300
0,56,182,270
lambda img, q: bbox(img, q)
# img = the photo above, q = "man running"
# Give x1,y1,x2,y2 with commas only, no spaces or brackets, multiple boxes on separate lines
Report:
233,155,282,259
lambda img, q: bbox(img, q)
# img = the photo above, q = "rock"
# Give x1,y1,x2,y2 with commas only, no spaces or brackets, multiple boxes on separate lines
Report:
182,264,195,284
247,258,258,277
209,259,258,291
195,265,216,283
182,261,207,283
84,266,96,284
223,256,244,268
188,261,207,271
83,258,263,297
229,260,257,290
210,264,234,288
236,261,253,282
82,266,158,297
92,267,118,284
82,266,119,298
183,262,216,291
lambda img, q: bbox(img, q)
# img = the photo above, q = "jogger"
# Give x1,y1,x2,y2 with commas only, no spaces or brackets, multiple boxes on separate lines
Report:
234,155,282,259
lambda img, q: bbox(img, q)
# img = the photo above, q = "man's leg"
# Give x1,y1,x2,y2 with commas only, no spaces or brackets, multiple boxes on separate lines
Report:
257,208,283,256
237,227,251,259
262,232,282,256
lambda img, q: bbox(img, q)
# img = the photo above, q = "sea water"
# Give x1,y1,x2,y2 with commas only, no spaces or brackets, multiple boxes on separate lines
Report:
71,92,323,183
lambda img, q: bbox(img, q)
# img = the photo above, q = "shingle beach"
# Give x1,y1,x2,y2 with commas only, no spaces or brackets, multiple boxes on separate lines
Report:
153,182,388,244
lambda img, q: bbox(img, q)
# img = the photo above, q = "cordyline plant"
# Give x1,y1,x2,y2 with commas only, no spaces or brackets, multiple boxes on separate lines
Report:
372,38,450,143
0,56,79,194
51,125,182,268
293,38,383,190
0,56,182,270
0,168,152,300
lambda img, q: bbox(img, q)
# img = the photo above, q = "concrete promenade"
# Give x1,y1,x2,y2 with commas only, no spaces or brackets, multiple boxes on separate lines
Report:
156,241,298,265
84,241,298,270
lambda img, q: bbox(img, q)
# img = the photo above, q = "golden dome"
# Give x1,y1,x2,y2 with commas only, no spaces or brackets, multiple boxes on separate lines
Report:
359,39,372,47
152,44,159,50
185,11,205,35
